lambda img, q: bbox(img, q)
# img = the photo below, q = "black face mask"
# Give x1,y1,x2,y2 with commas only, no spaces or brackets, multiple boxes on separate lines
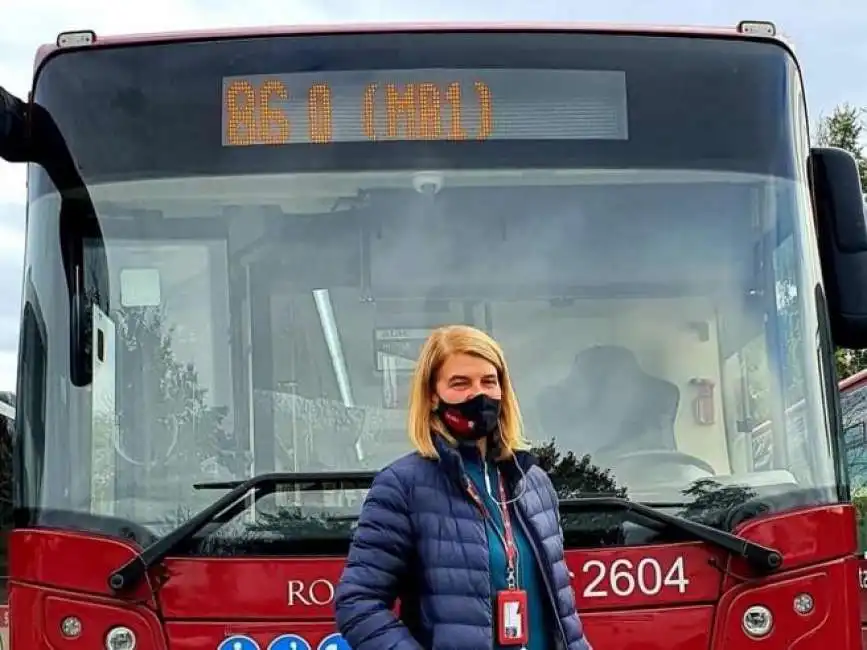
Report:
435,393,501,441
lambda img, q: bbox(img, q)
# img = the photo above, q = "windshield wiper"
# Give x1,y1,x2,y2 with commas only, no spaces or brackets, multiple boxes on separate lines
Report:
559,496,783,573
192,471,376,491
108,471,377,593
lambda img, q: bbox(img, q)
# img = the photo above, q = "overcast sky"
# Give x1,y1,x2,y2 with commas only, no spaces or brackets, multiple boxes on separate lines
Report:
0,0,865,391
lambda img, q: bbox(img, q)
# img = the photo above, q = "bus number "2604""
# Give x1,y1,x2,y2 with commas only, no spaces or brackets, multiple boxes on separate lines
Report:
581,557,690,598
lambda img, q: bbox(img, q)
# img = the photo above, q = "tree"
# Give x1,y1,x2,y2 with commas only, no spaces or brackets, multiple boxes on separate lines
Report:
814,103,867,184
531,439,626,499
676,478,758,529
814,103,867,379
531,439,629,546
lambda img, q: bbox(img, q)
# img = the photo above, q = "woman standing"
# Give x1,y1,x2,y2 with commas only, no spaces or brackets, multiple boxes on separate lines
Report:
335,324,591,650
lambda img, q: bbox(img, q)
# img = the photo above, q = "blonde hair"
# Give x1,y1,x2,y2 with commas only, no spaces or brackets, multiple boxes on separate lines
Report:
407,324,529,459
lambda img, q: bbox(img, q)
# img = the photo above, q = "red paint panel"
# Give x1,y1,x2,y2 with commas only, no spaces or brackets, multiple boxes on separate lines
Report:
565,542,724,611
733,505,857,572
711,558,861,650
159,557,344,620
581,605,713,650
7,504,863,650
10,583,167,650
8,529,153,604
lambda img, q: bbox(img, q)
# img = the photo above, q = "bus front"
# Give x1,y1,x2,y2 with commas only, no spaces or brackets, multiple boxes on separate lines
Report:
5,24,867,650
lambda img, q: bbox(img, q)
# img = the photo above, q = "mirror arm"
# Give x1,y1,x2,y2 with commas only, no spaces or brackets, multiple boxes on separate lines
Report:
0,85,31,163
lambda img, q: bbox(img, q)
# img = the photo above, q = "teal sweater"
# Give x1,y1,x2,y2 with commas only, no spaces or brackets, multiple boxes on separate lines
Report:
462,450,553,650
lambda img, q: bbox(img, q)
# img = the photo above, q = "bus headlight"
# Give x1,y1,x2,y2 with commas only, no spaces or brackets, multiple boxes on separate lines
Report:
742,604,773,637
105,626,136,650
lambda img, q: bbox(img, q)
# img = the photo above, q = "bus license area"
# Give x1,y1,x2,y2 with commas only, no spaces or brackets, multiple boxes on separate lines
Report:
567,552,696,603
224,78,493,146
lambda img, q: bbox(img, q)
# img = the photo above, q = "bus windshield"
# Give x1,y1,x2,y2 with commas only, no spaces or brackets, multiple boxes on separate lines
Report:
18,30,839,553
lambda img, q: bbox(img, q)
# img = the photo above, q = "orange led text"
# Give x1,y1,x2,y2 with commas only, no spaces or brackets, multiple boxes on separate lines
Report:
225,78,493,146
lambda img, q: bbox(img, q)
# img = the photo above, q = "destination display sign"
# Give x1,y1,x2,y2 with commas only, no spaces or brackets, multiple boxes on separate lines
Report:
222,69,629,147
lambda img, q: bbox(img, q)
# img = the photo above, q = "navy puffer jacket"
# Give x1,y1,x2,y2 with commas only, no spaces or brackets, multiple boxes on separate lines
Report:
334,435,592,650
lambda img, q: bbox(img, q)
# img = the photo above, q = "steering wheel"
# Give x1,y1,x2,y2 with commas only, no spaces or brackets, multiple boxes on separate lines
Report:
607,450,717,477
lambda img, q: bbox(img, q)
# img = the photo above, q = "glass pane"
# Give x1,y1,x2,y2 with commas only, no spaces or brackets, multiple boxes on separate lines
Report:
17,31,834,551
842,383,867,552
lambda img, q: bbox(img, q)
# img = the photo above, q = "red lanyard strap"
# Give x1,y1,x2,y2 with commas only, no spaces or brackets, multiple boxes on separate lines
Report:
465,469,518,589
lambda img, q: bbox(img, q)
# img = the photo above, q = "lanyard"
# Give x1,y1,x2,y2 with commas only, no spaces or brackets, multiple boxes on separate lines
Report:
464,468,518,590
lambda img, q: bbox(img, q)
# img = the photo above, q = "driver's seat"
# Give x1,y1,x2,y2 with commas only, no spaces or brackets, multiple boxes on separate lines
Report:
538,345,680,460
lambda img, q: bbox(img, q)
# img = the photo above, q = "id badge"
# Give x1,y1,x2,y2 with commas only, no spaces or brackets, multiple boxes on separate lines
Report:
496,589,529,646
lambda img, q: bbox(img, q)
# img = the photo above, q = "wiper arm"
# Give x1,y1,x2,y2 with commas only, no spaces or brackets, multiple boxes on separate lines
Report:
559,496,783,573
192,470,376,491
108,471,377,593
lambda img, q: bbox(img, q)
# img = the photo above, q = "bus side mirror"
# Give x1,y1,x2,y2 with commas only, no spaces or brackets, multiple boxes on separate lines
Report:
0,84,108,387
0,85,30,163
812,146,867,349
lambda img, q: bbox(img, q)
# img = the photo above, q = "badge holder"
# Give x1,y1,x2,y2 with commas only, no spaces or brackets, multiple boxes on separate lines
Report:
465,470,530,648
496,568,528,647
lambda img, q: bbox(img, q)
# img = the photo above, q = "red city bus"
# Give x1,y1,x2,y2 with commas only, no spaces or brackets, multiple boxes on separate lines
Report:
2,19,867,650
0,398,12,649
838,368,867,645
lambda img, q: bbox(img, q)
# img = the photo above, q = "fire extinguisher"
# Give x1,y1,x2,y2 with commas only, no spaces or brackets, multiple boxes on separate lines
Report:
690,378,716,425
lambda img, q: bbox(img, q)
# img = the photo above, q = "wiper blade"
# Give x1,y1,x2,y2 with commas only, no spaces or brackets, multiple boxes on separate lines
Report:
193,471,376,491
559,496,783,573
108,471,377,593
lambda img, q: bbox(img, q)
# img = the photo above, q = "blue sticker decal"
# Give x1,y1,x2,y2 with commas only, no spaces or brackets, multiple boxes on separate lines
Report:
218,635,261,650
267,634,312,650
317,633,351,650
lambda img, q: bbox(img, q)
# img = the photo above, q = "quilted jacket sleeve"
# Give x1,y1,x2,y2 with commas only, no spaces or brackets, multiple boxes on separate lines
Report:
334,466,423,650
544,472,594,650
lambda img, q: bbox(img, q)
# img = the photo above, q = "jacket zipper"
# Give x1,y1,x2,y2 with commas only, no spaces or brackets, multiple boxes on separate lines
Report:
462,464,570,649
